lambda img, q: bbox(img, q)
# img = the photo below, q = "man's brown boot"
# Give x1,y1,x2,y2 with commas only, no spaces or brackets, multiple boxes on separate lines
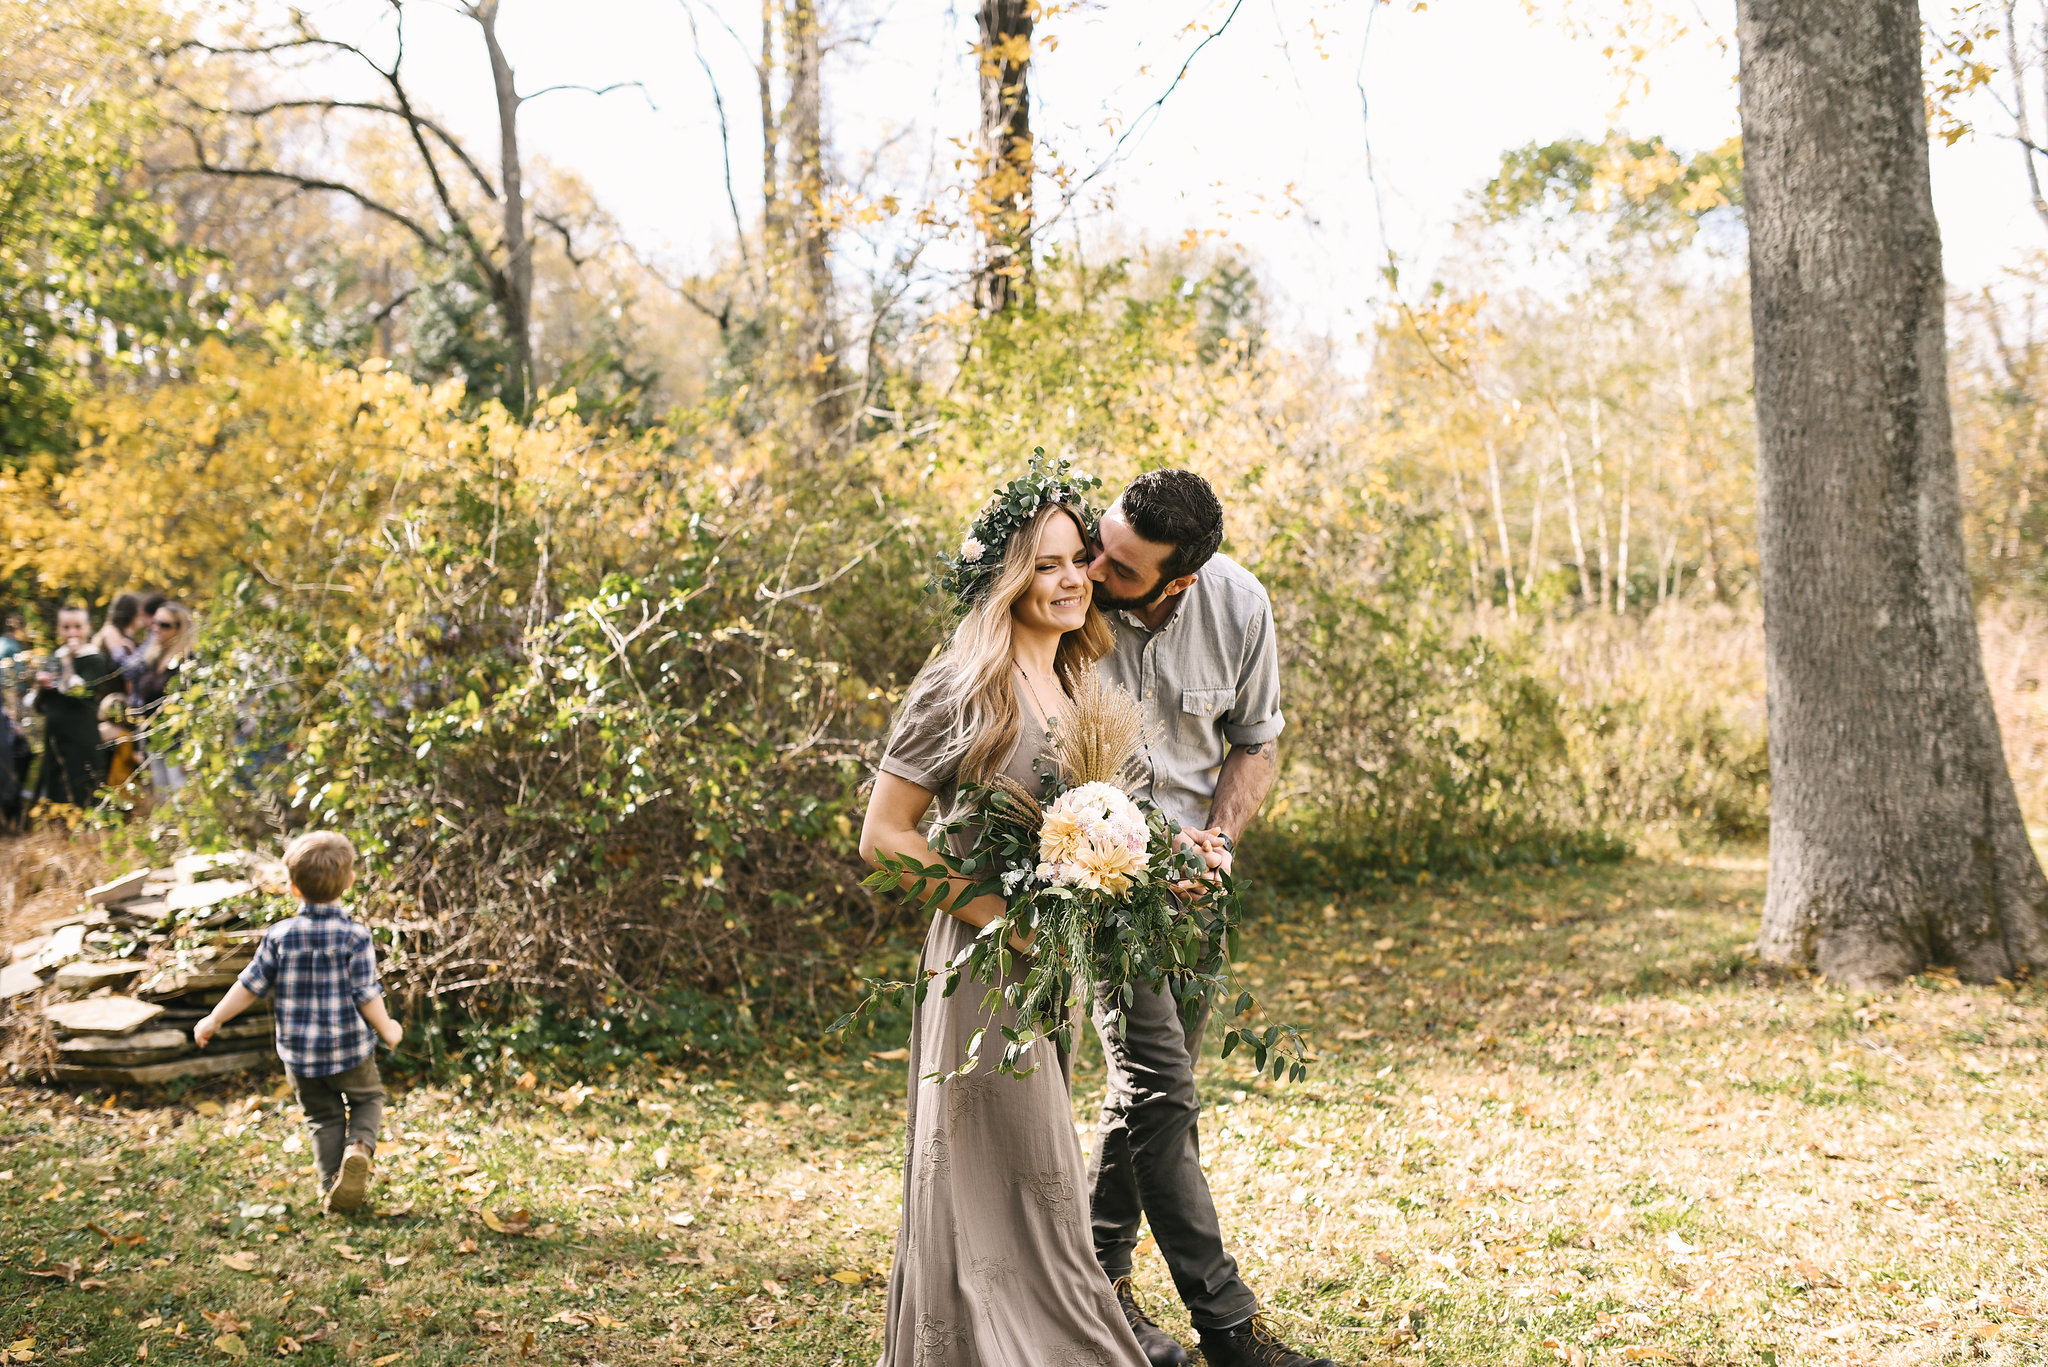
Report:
1197,1314,1338,1367
1112,1277,1190,1367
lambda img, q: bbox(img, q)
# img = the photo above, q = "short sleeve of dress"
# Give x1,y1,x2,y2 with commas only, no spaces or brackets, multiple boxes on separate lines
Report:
877,668,960,794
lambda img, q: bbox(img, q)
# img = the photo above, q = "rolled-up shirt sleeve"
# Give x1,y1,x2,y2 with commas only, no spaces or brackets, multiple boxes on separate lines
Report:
350,932,385,1005
1223,596,1285,747
237,933,278,1000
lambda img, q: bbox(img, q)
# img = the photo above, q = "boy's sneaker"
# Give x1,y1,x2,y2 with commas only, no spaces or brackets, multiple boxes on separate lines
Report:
324,1142,374,1213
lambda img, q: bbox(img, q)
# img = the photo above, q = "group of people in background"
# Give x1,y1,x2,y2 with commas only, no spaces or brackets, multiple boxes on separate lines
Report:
0,593,197,827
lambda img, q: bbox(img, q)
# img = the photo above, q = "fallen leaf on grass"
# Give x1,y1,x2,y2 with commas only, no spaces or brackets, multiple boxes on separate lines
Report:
217,1252,259,1273
1622,1349,1674,1362
1792,1260,1840,1289
275,1335,302,1355
25,1260,82,1281
1373,1250,1404,1272
1971,1323,2002,1340
136,1317,162,1331
830,1270,865,1284
383,1254,410,1267
454,1238,479,1255
371,1354,408,1365
200,1311,251,1335
214,1333,247,1358
331,1245,362,1263
78,1278,109,1290
665,1211,694,1227
652,1145,671,1170
194,1101,223,1117
481,1207,533,1236
1541,1339,1587,1367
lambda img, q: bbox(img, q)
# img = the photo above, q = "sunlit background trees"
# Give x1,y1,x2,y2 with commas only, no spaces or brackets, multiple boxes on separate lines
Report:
4,0,2046,1025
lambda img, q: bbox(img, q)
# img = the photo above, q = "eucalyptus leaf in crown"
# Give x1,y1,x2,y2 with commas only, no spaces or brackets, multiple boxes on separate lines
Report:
836,672,1314,1085
937,447,1103,611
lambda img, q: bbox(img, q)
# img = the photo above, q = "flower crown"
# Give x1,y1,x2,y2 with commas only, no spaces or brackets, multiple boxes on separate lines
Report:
938,448,1103,611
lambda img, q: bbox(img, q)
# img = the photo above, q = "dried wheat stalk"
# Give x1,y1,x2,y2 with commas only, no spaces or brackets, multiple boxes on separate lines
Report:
1051,671,1150,789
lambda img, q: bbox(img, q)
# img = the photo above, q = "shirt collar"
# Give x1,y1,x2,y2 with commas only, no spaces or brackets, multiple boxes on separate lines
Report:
1118,593,1188,636
301,902,349,918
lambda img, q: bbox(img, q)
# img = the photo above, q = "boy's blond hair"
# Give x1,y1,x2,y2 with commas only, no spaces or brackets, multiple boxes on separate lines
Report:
285,831,357,903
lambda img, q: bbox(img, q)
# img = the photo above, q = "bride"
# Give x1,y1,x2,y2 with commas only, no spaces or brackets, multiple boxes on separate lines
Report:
860,475,1148,1367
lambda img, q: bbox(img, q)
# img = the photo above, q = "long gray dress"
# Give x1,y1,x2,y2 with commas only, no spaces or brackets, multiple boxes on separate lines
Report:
876,676,1148,1367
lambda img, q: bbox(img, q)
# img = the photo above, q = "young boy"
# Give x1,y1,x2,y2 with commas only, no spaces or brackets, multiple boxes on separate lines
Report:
195,832,403,1213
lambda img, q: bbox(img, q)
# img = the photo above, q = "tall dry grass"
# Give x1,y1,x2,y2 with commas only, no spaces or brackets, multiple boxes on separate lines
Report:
1980,599,2048,829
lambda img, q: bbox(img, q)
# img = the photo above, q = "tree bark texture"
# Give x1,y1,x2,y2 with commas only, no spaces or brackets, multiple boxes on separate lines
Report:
476,0,533,415
760,0,840,439
1738,0,2048,984
976,0,1033,312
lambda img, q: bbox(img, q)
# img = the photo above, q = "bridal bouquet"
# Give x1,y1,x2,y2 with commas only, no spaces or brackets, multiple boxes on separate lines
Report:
841,672,1311,1083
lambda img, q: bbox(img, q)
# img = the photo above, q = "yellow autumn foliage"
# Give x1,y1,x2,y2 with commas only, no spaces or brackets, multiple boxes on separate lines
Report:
0,339,678,611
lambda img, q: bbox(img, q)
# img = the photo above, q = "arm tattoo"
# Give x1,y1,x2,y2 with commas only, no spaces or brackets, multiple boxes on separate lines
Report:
1238,742,1268,756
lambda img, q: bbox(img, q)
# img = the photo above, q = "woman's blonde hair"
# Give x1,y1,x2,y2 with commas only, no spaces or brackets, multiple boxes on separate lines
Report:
143,601,196,668
912,501,1114,784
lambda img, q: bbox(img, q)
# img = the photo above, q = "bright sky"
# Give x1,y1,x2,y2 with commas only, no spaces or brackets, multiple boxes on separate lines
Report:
301,0,2045,345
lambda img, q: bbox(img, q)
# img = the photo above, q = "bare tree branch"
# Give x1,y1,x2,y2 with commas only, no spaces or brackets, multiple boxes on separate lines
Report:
1031,0,1251,244
157,126,445,249
522,79,655,107
162,94,500,200
681,0,758,290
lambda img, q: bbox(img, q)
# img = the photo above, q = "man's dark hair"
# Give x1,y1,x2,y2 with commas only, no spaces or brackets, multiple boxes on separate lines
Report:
1120,468,1224,581
140,593,167,619
107,593,142,632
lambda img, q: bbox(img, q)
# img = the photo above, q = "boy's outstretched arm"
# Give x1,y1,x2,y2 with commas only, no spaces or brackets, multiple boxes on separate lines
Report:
359,995,403,1049
194,984,260,1048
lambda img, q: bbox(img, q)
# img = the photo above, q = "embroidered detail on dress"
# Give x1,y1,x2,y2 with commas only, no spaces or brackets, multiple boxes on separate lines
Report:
1022,1169,1079,1230
914,1313,955,1366
1047,1345,1112,1367
917,1126,953,1191
970,1254,1017,1320
946,1075,994,1126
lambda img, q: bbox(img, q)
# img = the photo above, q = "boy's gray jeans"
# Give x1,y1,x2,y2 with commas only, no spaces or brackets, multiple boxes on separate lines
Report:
289,1058,385,1191
1086,976,1258,1332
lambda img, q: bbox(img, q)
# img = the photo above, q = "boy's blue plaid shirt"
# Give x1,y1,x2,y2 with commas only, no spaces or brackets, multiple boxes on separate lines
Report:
236,902,383,1077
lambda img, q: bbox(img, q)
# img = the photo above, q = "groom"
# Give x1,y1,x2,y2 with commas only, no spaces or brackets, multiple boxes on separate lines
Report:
1086,469,1335,1367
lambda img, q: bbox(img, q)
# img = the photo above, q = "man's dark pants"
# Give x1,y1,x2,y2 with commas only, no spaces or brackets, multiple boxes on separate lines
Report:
289,1057,385,1191
1087,975,1258,1331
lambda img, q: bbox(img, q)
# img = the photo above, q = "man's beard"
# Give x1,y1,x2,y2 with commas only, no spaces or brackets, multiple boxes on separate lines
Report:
1090,575,1171,613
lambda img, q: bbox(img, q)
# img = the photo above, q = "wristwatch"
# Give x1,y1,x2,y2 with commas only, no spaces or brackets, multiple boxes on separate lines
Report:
1213,831,1235,854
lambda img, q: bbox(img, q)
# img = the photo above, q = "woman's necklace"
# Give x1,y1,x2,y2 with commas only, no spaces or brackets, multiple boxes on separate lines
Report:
1014,659,1061,728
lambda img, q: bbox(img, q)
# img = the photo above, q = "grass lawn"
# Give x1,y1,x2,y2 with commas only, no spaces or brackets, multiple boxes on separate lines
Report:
4,849,2047,1365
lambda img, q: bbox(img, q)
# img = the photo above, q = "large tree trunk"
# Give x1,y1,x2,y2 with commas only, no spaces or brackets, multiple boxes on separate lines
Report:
975,0,1033,313
1737,0,2048,985
475,0,532,415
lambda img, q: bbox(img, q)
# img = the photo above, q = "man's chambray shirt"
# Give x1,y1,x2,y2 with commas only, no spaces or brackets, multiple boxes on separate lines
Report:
1097,553,1285,832
236,903,382,1078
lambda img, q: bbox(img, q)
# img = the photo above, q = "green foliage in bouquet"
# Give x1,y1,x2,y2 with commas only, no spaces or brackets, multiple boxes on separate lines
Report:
839,673,1312,1083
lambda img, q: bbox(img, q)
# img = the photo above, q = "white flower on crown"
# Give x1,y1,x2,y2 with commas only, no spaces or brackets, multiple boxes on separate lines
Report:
960,536,986,563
